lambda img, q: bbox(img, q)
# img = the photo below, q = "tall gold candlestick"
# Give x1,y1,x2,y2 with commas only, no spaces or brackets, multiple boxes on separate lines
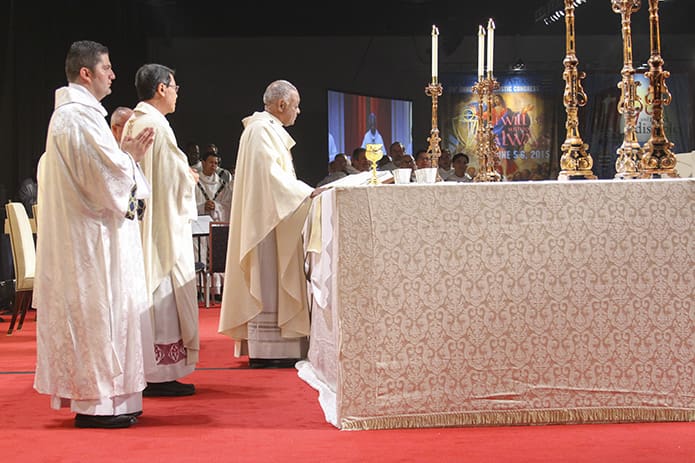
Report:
558,0,596,181
613,0,643,179
425,82,443,171
640,0,678,178
472,77,502,182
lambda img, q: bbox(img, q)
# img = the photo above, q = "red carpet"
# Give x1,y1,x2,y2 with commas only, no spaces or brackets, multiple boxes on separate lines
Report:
1,307,694,463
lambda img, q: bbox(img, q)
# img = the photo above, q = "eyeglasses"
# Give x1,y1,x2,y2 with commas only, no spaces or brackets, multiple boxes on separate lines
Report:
165,83,180,93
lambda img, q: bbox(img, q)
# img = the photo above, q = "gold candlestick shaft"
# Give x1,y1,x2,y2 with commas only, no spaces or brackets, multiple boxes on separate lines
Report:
640,0,678,178
613,0,643,179
558,0,596,181
472,77,502,182
425,82,443,172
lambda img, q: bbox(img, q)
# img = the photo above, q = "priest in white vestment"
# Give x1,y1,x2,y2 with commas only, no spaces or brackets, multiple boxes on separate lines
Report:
195,150,233,299
218,80,325,368
33,40,155,429
129,63,200,396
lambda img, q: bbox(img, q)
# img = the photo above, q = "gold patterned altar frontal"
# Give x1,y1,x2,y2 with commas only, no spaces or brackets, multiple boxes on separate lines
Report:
307,179,695,430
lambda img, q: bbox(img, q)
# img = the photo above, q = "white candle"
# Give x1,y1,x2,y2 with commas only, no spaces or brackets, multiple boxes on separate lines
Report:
487,18,495,77
431,25,439,82
478,25,485,80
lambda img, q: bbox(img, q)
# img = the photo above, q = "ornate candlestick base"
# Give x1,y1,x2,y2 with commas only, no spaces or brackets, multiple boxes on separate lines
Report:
558,136,596,181
640,138,678,178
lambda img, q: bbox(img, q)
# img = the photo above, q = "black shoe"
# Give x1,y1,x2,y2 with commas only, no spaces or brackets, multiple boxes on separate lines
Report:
143,380,195,397
74,413,136,429
248,358,301,369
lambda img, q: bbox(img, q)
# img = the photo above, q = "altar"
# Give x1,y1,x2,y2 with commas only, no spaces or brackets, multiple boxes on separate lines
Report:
298,178,695,430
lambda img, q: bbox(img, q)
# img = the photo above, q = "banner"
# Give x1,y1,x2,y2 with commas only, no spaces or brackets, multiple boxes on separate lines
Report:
572,72,691,178
440,73,555,180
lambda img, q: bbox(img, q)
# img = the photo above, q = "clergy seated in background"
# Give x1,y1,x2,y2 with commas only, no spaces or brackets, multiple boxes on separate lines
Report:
317,153,349,187
396,153,417,182
438,148,454,180
414,148,429,170
195,150,233,300
445,153,472,182
350,147,370,173
378,141,405,171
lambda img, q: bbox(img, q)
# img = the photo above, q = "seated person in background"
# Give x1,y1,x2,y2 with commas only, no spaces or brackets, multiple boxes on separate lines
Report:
195,150,233,301
396,153,415,170
377,151,392,170
395,153,416,182
379,141,405,171
350,147,370,172
317,153,349,186
445,153,472,182
438,148,454,180
414,149,430,170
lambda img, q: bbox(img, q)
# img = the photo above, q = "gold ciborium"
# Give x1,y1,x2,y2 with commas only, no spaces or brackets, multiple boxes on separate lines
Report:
365,143,384,185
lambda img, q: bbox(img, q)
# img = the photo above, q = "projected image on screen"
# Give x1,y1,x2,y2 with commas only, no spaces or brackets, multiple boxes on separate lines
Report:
327,90,413,162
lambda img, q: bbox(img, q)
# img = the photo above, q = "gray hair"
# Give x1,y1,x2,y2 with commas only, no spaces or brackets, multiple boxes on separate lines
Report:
263,80,297,106
134,63,175,101
110,106,133,128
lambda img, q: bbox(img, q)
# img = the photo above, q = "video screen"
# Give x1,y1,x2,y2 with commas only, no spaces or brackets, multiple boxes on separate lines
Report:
327,89,413,162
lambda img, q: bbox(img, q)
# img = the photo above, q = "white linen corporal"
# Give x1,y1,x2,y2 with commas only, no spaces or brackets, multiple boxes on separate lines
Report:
33,84,149,409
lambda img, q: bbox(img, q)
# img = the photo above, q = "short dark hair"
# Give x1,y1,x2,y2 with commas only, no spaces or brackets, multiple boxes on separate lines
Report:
65,40,109,82
201,151,220,162
352,147,366,161
452,153,469,163
134,63,175,100
414,149,428,162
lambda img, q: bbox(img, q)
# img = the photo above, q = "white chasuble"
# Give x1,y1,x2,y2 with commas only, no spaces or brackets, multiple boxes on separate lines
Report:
33,84,148,402
219,111,314,340
129,101,200,367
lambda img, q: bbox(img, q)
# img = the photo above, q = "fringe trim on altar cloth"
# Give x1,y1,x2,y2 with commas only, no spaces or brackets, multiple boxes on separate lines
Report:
339,407,695,431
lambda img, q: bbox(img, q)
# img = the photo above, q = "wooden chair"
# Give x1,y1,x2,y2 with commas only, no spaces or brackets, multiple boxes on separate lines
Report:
5,202,36,335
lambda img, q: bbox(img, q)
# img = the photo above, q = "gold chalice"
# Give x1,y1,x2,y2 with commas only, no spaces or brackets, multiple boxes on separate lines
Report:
365,143,384,185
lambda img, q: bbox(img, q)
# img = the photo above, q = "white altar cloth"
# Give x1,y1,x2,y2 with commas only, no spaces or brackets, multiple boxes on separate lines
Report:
299,179,695,430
